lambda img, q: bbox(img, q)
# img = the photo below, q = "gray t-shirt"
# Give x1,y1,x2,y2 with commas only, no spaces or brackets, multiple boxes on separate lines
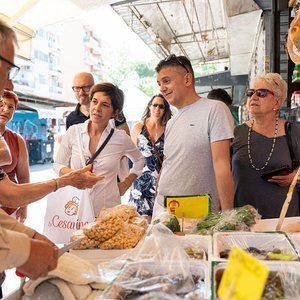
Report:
157,98,234,212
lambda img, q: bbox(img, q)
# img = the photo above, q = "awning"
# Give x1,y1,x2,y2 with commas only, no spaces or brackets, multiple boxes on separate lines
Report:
19,101,56,119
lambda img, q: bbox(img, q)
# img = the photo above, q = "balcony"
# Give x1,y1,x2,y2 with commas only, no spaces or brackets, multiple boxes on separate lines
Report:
49,86,63,95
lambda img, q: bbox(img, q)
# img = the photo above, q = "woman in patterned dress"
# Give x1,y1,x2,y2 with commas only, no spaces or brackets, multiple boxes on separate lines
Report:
129,94,172,220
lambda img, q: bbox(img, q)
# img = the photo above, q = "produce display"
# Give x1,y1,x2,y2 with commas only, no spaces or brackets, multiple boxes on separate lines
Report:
196,205,260,234
214,232,298,262
153,213,181,232
71,204,147,250
215,267,300,300
184,246,207,260
219,247,295,261
103,260,209,299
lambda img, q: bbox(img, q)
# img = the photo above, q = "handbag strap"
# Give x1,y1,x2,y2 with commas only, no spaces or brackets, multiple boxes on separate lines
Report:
86,128,114,165
285,121,297,170
75,126,86,167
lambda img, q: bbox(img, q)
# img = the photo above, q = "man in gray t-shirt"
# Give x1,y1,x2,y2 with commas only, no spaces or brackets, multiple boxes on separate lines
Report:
154,55,234,216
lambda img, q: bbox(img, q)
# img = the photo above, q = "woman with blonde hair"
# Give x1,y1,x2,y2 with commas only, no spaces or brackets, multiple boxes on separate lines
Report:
231,73,300,218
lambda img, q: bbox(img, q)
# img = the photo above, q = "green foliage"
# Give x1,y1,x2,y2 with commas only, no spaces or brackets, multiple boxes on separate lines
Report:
163,215,181,232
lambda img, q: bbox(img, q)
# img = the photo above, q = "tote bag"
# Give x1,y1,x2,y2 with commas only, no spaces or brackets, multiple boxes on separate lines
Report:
44,126,95,243
43,186,94,244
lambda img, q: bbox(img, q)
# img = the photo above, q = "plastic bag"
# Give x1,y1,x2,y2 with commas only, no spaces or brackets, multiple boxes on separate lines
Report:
100,224,210,299
195,205,261,235
70,205,146,250
98,204,138,222
99,223,145,250
152,211,181,233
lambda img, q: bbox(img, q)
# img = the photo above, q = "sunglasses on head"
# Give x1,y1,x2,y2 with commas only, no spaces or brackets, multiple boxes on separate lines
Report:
164,54,189,73
245,89,275,98
152,103,165,109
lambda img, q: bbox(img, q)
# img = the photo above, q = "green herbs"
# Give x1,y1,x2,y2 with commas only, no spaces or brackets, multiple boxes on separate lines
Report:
196,205,260,235
153,215,181,232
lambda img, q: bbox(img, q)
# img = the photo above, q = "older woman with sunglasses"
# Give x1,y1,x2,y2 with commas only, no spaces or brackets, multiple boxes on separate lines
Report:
231,73,300,219
128,94,172,220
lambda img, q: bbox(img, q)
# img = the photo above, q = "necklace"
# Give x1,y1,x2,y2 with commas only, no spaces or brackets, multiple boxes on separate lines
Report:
247,116,279,171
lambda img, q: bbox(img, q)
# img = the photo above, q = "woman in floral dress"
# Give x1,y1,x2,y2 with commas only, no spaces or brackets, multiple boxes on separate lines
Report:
129,94,172,220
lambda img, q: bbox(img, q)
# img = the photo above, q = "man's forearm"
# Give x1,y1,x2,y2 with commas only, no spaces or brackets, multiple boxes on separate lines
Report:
216,174,234,211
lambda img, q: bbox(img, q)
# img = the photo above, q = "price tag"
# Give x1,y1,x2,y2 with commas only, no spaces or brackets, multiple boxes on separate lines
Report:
164,194,211,218
218,246,269,300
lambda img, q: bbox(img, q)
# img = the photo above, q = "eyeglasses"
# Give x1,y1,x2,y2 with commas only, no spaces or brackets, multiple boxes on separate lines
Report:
164,54,189,73
72,85,92,93
0,55,20,80
245,89,275,98
152,103,165,109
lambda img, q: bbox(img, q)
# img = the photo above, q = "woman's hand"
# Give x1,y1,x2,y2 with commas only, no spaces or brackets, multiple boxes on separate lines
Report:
15,206,27,223
59,164,104,189
268,171,297,187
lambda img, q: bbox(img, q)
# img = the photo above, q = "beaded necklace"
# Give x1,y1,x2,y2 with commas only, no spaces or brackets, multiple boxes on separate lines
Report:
247,116,279,171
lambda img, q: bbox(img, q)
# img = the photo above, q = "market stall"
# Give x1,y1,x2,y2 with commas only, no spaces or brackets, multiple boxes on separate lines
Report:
5,204,300,300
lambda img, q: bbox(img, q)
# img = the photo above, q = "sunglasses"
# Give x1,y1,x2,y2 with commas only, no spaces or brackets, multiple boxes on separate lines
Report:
152,103,165,109
245,89,275,98
164,54,189,73
72,85,92,93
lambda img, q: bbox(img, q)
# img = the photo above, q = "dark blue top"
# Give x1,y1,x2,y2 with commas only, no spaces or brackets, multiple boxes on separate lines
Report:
231,122,300,219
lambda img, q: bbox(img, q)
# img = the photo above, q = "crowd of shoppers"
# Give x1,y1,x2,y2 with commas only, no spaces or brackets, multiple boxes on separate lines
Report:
1,15,300,296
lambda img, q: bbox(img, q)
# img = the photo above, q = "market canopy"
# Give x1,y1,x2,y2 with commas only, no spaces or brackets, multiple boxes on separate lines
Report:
0,0,271,74
111,0,269,75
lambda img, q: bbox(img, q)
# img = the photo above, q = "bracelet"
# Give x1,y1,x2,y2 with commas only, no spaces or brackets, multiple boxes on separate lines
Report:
53,178,59,192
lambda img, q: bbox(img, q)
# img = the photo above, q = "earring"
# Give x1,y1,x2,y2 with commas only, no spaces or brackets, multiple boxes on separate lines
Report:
273,108,277,111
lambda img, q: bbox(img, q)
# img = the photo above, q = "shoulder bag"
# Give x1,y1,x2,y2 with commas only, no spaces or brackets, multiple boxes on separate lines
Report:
43,127,114,243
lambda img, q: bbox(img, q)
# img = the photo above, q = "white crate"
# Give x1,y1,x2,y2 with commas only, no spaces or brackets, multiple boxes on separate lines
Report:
213,232,298,261
176,234,212,261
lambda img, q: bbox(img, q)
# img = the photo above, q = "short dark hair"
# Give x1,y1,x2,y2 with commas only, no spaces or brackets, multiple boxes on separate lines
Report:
155,54,194,77
141,94,172,125
90,82,124,113
207,88,232,106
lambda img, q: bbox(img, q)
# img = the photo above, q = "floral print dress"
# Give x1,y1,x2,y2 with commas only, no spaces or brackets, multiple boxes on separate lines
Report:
129,125,164,216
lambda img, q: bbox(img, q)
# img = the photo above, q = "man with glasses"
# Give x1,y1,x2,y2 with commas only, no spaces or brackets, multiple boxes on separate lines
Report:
66,72,94,130
153,54,234,217
0,20,103,288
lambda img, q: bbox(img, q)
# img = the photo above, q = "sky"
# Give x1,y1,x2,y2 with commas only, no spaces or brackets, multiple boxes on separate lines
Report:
85,5,156,63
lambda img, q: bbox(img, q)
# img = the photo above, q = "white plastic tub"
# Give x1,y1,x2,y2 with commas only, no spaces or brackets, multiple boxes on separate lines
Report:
213,232,298,261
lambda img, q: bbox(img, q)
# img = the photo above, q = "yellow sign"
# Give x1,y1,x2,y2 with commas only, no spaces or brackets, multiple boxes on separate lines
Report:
218,246,269,300
164,194,211,218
